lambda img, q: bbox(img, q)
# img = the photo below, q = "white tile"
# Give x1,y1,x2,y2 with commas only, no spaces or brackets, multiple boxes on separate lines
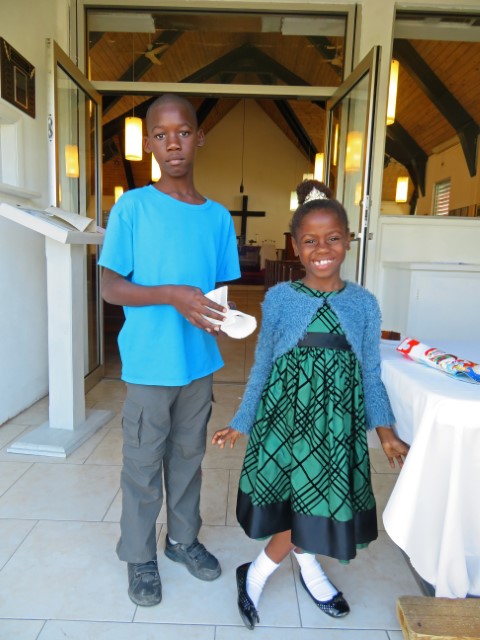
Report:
0,463,120,520
84,427,123,466
0,518,37,569
5,397,49,426
0,520,134,621
200,468,229,525
0,423,31,448
0,460,32,496
86,379,126,403
387,632,405,640
372,473,399,532
38,620,214,640
0,619,45,638
296,532,422,630
226,469,241,527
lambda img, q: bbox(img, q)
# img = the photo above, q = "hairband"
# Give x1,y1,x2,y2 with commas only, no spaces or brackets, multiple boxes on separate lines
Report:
304,187,329,204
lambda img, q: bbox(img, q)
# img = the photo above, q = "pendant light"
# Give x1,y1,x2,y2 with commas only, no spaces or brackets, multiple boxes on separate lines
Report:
395,176,409,203
345,132,363,172
125,116,143,161
314,152,324,182
151,154,161,182
114,186,124,203
124,35,143,161
302,173,313,181
387,59,399,126
65,144,79,178
290,191,298,211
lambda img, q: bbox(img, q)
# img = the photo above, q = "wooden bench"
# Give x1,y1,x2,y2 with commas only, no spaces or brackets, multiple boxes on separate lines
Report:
397,596,480,640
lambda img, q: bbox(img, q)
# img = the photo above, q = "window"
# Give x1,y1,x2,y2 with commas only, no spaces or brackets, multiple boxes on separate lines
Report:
433,179,450,216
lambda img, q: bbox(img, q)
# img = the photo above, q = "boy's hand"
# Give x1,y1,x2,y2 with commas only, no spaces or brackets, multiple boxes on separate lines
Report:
211,427,242,449
376,426,409,469
168,285,227,333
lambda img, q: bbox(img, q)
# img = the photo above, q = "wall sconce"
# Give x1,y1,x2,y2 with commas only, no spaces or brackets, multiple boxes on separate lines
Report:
151,154,161,182
395,176,409,203
290,191,298,211
114,186,124,203
387,59,399,126
314,152,324,182
125,116,143,161
65,144,79,178
345,131,363,172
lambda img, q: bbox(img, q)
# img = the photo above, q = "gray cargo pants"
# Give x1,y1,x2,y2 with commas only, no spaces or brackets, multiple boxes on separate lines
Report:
116,374,213,563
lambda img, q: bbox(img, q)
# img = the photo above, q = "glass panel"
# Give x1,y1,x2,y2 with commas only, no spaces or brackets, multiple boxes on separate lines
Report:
328,75,371,283
55,63,101,376
382,11,480,218
87,9,347,89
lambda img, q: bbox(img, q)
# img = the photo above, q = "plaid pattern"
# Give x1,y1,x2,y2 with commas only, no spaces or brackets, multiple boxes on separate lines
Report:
238,282,376,557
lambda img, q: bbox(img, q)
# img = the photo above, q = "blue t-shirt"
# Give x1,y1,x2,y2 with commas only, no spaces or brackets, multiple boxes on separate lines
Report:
98,185,241,385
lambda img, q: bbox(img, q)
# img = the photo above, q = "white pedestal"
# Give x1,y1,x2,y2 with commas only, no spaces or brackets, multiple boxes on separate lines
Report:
0,203,113,457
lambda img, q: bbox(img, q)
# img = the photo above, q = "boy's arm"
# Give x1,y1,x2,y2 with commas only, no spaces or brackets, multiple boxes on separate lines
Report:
101,268,227,333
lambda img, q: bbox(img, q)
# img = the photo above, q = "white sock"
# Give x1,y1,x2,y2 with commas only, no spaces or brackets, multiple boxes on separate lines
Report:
293,550,337,601
246,549,280,608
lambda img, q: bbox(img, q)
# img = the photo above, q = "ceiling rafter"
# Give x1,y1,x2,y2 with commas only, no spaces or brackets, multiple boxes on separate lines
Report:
102,43,318,163
393,39,479,177
385,121,428,196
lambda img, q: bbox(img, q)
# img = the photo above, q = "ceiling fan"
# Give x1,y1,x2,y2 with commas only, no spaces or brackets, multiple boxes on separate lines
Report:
142,42,169,65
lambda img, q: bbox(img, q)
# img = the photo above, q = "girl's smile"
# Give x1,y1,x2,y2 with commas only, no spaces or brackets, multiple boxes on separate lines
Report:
292,208,350,292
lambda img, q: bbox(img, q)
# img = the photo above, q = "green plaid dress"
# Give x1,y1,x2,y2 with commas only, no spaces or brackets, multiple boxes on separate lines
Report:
237,281,377,561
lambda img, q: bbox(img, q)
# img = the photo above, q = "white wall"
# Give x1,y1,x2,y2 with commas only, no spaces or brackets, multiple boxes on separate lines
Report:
0,0,70,424
195,100,306,249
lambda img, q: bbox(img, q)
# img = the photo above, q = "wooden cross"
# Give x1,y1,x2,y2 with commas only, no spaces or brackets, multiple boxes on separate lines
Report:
230,195,265,245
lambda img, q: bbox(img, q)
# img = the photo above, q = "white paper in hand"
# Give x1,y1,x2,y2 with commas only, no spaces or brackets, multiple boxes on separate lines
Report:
204,286,257,339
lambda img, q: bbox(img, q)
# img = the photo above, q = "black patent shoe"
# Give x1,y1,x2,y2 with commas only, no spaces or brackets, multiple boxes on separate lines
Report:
127,558,162,606
236,563,260,630
299,572,350,618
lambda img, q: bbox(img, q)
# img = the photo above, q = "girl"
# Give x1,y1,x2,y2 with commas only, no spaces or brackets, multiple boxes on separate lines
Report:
212,180,409,629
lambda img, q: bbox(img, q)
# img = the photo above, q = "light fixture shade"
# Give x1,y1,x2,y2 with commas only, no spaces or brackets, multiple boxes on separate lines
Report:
65,144,79,178
151,154,161,181
302,173,314,181
345,132,363,172
125,116,143,161
395,176,409,203
114,186,124,203
290,191,298,211
314,152,324,182
387,59,399,126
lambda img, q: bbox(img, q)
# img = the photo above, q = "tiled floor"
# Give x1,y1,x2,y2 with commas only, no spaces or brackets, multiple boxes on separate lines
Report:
0,286,422,639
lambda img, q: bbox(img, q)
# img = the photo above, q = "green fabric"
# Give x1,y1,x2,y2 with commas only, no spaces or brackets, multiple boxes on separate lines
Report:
239,281,376,553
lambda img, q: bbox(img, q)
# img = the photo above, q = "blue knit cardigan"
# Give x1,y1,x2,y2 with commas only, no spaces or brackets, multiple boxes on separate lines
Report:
230,281,395,435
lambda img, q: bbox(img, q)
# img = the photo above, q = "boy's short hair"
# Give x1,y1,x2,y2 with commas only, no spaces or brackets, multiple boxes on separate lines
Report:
146,94,198,131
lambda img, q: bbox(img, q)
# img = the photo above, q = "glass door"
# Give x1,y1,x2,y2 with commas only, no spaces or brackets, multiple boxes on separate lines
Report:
46,39,104,387
325,47,380,285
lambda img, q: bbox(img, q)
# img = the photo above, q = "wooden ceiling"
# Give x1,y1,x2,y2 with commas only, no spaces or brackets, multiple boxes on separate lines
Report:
87,9,480,202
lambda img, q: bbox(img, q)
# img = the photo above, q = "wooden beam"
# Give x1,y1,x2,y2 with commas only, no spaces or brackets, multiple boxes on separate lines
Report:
393,39,479,177
386,122,428,197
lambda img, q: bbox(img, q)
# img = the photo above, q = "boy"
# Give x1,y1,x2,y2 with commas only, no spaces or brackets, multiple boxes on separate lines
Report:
99,94,240,606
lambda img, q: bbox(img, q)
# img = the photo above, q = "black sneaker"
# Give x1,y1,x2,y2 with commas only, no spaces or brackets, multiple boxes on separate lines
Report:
127,558,162,606
164,537,221,581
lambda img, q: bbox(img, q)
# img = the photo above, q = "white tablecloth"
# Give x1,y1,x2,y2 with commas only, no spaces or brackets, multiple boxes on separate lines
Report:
381,340,480,598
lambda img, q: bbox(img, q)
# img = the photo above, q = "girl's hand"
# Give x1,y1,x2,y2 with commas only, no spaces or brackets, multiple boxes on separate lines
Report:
211,427,242,449
376,426,410,469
